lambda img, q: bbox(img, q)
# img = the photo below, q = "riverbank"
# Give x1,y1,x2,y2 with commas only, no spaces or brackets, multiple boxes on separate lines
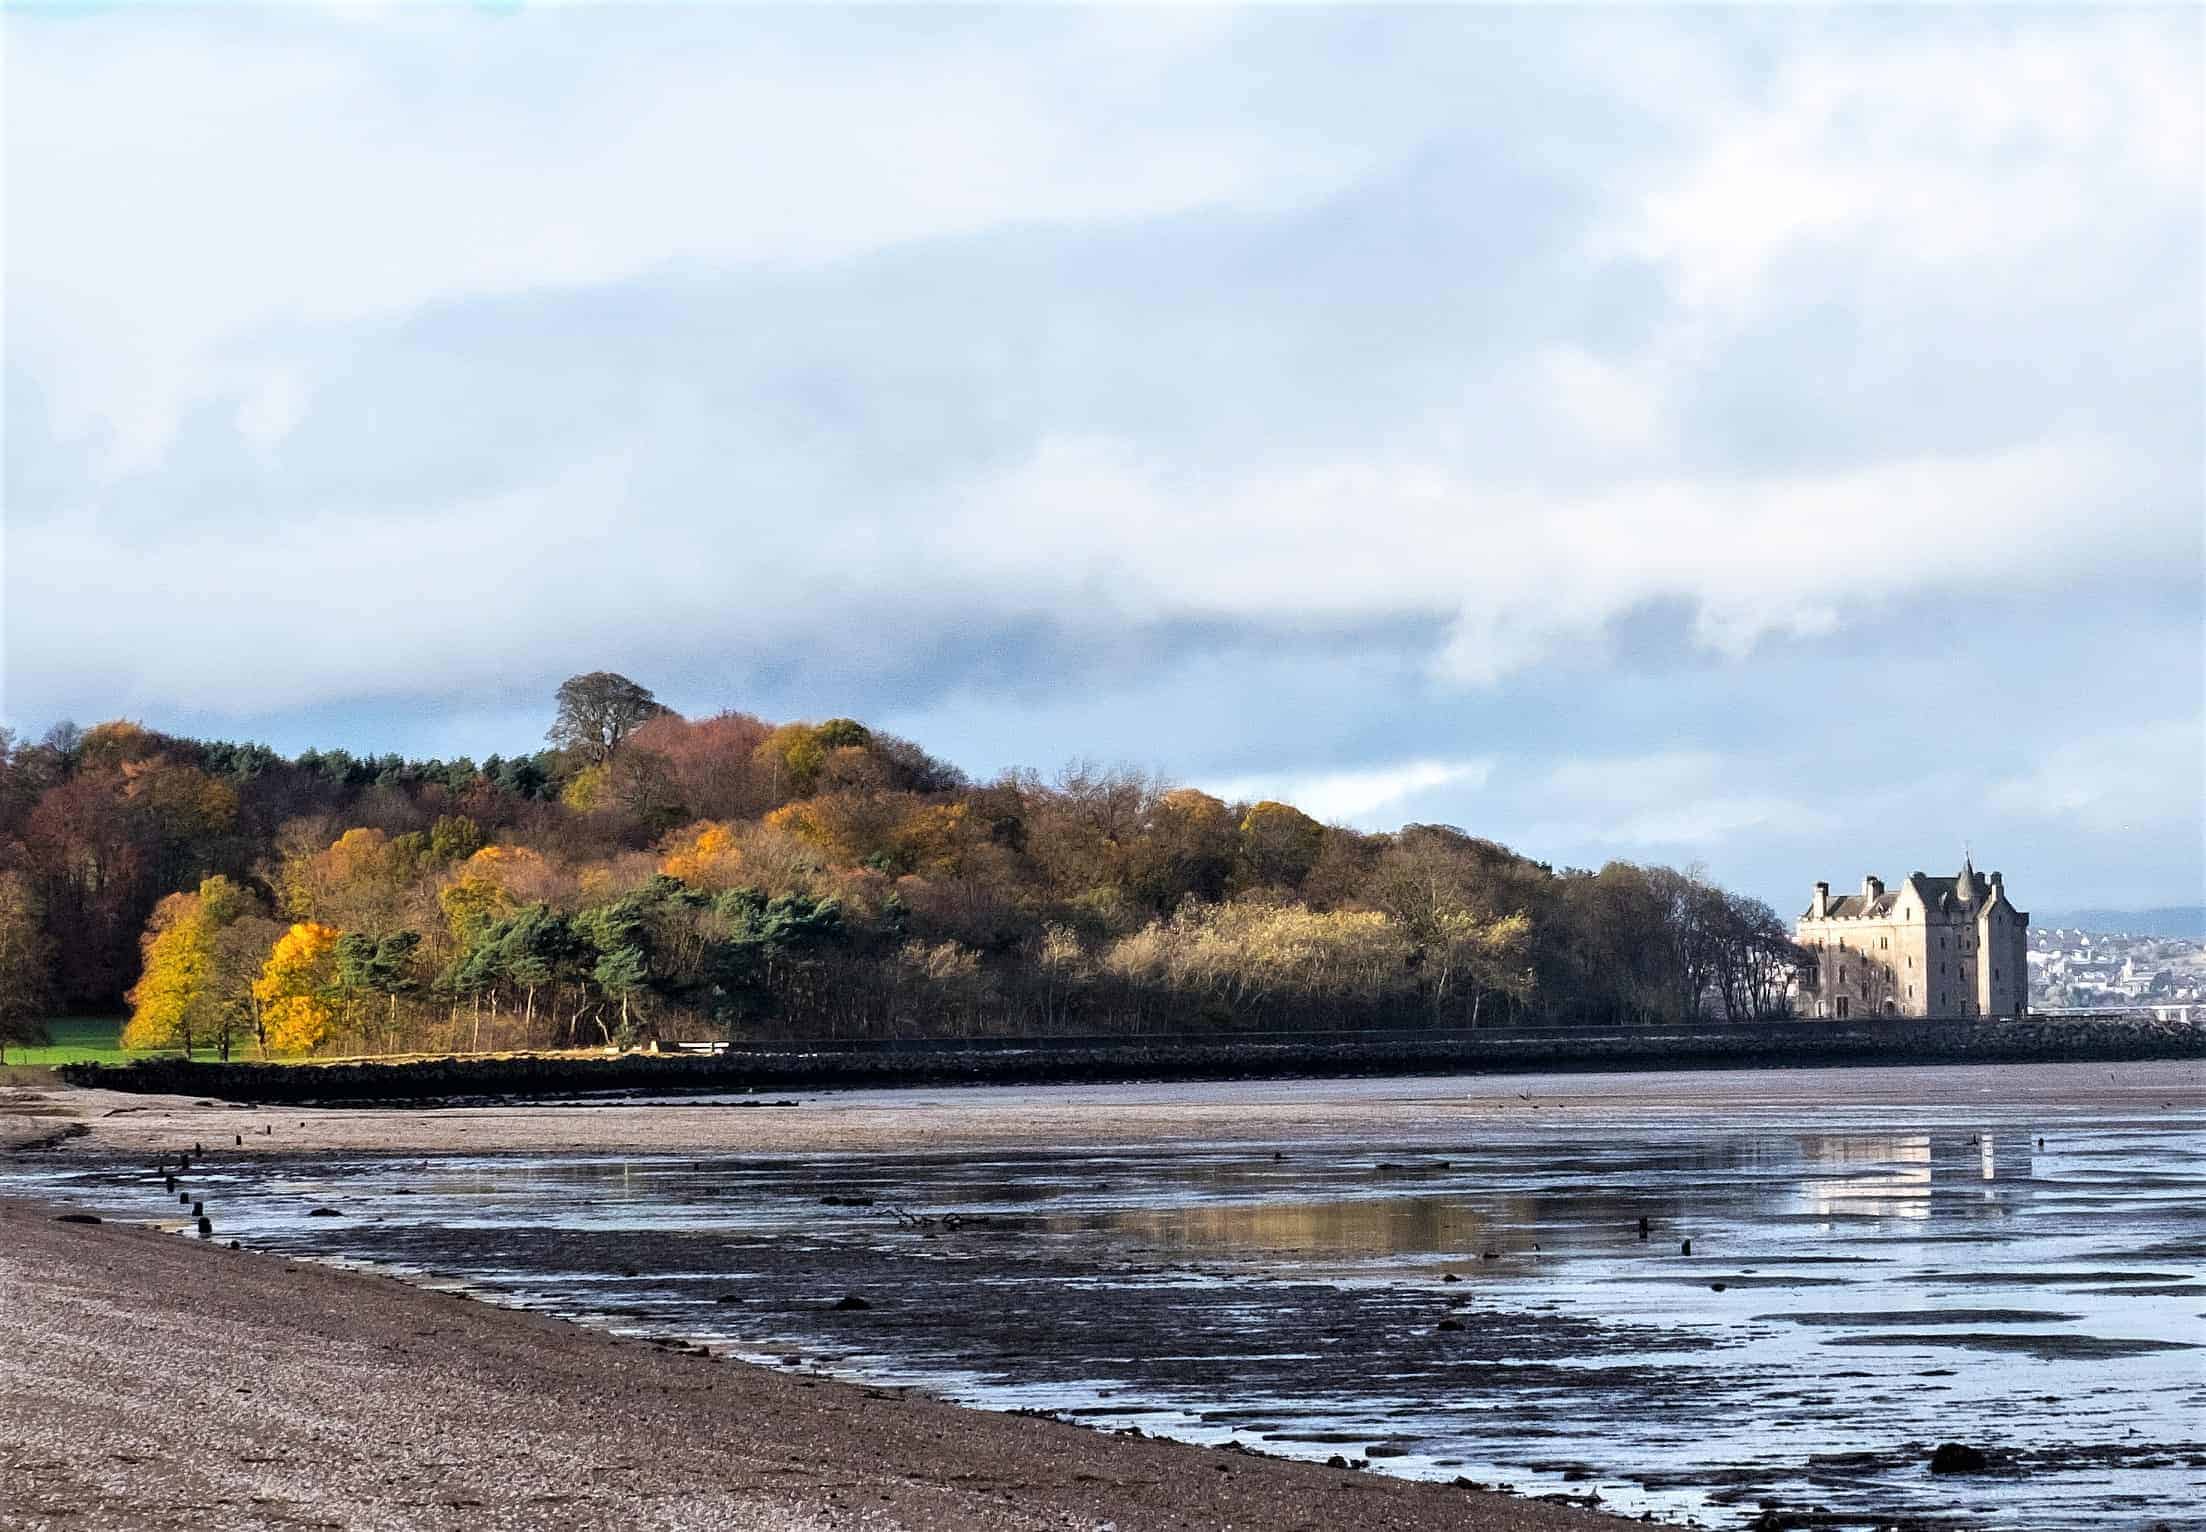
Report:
0,1199,1631,1532
53,1014,2204,1106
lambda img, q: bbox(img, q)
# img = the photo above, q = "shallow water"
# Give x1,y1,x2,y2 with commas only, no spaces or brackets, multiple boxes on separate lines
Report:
16,1077,2205,1530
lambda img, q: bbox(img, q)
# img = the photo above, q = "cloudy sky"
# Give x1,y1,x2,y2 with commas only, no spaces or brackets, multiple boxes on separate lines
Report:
5,5,2200,913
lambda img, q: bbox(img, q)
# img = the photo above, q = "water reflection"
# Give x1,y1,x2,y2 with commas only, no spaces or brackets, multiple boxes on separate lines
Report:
1047,1132,2044,1256
1795,1133,1934,1219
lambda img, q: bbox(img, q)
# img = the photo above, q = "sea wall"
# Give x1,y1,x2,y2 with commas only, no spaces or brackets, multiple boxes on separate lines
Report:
57,1015,2204,1105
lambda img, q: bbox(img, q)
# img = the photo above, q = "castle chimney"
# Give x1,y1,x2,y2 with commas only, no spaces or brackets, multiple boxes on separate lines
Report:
1812,881,1829,919
1863,875,1884,900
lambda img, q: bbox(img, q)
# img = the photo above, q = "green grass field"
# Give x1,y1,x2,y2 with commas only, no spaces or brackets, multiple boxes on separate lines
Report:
1,1016,173,1067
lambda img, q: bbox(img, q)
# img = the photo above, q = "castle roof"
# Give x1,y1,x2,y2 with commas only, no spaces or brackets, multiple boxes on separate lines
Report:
1819,891,1901,918
1803,863,2024,922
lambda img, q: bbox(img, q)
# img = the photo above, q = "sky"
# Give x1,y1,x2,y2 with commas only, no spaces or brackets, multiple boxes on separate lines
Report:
4,4,2201,914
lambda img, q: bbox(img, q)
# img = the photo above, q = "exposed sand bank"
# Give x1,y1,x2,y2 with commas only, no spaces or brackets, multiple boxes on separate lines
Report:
0,1200,1630,1531
7,1058,2199,1163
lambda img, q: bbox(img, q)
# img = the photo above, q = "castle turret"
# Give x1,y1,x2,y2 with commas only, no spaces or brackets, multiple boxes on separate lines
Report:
1956,858,1980,905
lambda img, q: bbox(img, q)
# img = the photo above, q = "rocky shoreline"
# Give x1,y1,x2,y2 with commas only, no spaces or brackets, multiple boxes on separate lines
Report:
58,1014,2205,1105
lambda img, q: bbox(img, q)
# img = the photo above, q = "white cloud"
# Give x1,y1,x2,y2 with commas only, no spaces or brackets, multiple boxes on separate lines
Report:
1206,758,1494,827
6,453,644,712
1529,750,1837,849
1988,721,2205,835
1594,18,2202,319
4,9,1380,477
941,429,2160,686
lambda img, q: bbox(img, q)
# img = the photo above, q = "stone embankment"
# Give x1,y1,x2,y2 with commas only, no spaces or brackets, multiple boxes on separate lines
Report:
57,1015,2204,1105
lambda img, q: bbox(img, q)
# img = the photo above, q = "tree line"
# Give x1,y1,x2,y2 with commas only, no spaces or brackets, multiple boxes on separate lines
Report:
0,672,1812,1058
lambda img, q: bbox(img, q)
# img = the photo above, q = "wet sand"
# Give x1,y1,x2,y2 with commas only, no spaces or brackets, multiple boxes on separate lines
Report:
0,1200,1628,1531
7,1058,2197,1161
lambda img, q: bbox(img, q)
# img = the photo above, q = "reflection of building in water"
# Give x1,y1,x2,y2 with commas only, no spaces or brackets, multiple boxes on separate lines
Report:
1792,1132,2032,1220
1796,1133,1934,1218
1796,859,2029,1019
1929,1130,2031,1186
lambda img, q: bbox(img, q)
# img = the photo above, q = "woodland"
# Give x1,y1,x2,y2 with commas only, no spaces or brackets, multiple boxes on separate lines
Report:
0,673,1810,1058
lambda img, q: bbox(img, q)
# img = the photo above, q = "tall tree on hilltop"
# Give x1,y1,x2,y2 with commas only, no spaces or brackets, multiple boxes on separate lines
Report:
547,672,670,764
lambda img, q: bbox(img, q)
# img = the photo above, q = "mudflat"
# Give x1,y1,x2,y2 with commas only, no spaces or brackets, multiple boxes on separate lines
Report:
0,1200,1628,1532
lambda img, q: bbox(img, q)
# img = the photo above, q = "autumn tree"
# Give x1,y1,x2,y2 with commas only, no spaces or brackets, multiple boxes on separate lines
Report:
254,922,342,1055
123,876,268,1058
1125,789,1237,912
427,814,484,863
0,871,55,1060
1371,838,1534,1024
277,826,419,931
1236,800,1326,892
659,821,745,890
547,672,669,764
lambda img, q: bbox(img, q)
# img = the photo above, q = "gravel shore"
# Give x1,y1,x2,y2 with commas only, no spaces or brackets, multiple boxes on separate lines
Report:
0,1200,1630,1531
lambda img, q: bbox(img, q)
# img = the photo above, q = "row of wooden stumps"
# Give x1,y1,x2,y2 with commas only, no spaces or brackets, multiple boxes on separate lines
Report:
157,1118,293,1244
156,1137,247,1244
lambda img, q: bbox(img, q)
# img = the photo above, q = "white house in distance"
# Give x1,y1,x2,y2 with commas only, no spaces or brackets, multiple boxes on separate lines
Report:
1795,859,2028,1019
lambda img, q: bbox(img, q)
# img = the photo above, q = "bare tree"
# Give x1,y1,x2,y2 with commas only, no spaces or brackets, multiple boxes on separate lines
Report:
547,673,671,764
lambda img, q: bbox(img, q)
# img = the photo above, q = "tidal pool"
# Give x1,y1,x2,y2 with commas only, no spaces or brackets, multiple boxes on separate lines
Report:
15,1081,2204,1530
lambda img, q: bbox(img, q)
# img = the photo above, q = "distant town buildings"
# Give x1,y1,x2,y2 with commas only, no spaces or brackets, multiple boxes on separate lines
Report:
1795,860,2028,1019
2028,925,2206,1017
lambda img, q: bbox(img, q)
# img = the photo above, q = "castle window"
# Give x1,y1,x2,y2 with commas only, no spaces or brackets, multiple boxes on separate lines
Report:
1879,936,1889,950
1907,985,1914,998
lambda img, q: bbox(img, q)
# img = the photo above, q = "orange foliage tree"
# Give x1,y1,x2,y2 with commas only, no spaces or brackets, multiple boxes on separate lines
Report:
659,821,745,890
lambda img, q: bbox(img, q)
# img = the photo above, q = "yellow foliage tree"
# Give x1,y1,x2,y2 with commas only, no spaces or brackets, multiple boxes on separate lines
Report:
122,893,208,1052
437,871,515,944
754,724,828,797
895,801,973,877
253,922,342,1055
560,762,611,811
452,844,561,906
659,820,745,889
1237,801,1327,891
278,826,413,928
123,876,265,1056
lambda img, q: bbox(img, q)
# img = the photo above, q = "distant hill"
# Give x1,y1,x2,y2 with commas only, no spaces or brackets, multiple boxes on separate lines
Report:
2035,907,2206,940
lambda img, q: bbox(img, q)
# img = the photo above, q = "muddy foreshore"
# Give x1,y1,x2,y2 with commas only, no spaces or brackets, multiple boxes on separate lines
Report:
7,1061,2202,1531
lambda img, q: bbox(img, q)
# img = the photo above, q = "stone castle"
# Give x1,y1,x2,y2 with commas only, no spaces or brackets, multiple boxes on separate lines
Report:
1795,859,2028,1019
